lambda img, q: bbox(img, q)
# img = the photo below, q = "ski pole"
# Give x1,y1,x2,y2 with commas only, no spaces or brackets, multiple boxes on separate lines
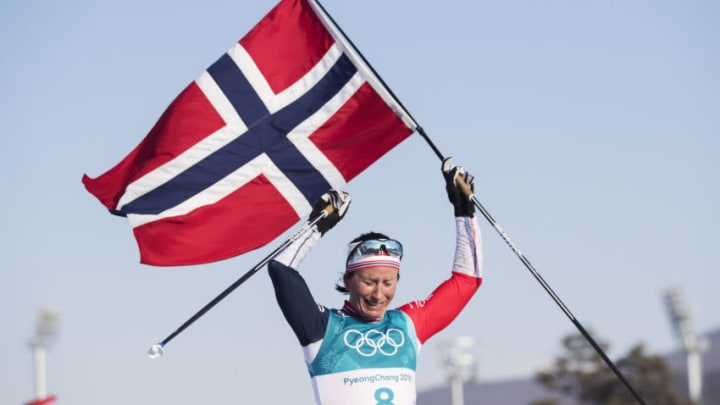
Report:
448,151,648,405
147,206,333,358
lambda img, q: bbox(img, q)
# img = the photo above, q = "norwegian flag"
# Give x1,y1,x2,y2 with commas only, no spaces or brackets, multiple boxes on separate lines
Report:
82,0,415,266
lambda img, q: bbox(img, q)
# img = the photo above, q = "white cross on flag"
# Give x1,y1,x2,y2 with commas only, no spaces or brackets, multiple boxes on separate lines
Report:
83,0,416,266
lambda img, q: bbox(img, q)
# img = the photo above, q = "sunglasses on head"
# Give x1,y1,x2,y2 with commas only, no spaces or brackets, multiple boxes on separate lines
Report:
346,239,403,264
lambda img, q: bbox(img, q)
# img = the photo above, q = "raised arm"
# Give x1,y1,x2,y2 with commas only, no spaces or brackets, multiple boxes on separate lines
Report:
399,159,483,344
268,190,351,346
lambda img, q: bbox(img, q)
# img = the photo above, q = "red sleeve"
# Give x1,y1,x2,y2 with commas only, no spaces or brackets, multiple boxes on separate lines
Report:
398,272,482,344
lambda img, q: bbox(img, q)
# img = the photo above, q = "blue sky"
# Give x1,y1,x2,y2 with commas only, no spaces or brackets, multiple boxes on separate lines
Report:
2,1,718,404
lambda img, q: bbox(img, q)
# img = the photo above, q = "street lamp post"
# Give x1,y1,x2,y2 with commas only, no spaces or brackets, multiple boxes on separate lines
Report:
439,336,478,405
664,287,709,405
29,308,61,403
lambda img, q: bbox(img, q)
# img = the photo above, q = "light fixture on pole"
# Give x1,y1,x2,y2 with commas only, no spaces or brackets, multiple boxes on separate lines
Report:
28,307,61,405
439,336,478,405
663,287,709,405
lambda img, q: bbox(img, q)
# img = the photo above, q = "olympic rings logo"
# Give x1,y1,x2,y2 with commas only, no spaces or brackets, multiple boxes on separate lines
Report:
343,328,405,357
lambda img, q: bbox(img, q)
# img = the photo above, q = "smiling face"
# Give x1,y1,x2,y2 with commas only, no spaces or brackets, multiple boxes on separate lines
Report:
344,266,399,319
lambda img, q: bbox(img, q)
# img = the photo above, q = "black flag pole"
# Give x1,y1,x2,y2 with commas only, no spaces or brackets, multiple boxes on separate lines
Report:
313,1,647,403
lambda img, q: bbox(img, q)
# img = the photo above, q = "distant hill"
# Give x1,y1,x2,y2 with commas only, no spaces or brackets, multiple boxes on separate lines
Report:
665,328,720,371
418,377,573,405
418,327,720,404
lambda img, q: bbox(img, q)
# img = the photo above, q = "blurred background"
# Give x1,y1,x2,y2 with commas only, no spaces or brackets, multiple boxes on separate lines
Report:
2,0,718,404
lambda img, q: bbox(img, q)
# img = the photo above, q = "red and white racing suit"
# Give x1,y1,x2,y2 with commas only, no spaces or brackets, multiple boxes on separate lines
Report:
268,216,483,405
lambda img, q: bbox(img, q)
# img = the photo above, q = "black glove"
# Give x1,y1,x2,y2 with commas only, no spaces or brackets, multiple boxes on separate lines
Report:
442,157,475,217
309,190,351,235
